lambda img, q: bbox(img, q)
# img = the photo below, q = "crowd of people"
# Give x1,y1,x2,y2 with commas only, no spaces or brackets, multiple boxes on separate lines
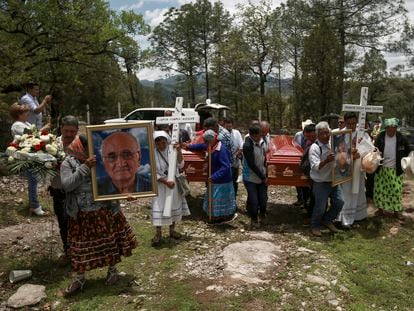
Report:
7,83,412,295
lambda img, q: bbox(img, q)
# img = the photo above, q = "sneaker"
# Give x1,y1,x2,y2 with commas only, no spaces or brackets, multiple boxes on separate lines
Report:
30,206,46,216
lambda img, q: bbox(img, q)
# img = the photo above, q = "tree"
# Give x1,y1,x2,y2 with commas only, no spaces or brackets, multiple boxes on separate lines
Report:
150,7,202,104
299,19,342,118
309,0,407,105
238,0,283,120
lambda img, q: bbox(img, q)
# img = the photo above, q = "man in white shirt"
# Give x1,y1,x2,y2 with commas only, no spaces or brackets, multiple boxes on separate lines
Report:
20,82,52,129
309,121,344,236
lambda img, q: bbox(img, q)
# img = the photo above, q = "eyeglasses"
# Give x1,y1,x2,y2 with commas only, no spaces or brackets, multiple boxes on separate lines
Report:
103,150,139,163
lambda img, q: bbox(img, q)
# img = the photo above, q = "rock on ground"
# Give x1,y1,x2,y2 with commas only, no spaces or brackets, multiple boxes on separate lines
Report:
222,240,284,284
7,284,46,308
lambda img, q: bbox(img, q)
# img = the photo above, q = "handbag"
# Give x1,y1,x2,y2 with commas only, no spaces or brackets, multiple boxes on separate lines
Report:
176,173,191,196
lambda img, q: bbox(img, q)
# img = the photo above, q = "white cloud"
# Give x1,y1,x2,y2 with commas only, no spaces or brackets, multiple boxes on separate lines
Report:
138,67,171,81
144,8,169,28
119,1,144,11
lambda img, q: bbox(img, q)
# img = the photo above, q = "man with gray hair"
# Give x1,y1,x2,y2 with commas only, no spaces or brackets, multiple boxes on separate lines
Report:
309,121,344,236
98,131,152,195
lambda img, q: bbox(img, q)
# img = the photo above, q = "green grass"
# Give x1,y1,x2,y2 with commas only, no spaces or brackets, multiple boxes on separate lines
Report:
1,186,414,310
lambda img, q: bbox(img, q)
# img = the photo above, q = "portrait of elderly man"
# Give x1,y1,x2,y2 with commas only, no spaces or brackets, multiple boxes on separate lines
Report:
98,131,152,195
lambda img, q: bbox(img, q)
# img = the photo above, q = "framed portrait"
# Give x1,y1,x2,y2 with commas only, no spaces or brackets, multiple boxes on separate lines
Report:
86,122,158,201
331,129,353,186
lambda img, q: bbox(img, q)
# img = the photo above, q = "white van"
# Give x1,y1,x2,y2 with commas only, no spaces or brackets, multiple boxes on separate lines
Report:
104,107,199,127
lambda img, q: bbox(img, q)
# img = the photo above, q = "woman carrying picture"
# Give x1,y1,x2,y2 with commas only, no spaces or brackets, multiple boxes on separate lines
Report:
374,118,411,220
151,131,190,246
60,135,137,296
9,102,50,216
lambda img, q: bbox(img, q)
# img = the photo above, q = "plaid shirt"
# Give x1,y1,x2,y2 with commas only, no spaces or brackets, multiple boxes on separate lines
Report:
218,125,236,167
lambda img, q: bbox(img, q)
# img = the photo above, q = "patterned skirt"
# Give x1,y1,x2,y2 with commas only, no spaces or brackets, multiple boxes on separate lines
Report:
202,182,236,223
68,209,137,273
374,167,404,212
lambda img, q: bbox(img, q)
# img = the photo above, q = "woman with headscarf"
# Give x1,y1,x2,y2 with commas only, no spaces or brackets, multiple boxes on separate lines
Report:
151,131,190,246
187,129,236,223
374,118,411,219
60,135,137,296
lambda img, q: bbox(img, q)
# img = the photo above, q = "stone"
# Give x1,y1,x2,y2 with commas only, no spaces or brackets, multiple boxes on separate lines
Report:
306,274,330,286
7,284,46,308
247,231,274,241
222,240,283,284
297,247,315,254
328,299,339,306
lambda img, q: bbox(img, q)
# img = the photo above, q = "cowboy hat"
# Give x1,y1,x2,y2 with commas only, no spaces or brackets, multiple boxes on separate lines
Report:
301,119,313,130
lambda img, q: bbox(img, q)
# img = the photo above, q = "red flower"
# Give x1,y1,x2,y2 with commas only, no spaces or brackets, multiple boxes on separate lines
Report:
34,144,42,151
9,142,19,149
41,130,48,135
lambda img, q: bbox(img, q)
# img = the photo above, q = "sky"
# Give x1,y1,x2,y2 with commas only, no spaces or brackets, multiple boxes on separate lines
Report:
108,0,414,81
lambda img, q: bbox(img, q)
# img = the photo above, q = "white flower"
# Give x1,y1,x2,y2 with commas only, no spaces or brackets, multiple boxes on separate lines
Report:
14,135,21,141
6,146,17,156
21,148,31,153
8,156,14,162
40,135,50,143
44,161,53,169
45,144,58,155
20,134,28,141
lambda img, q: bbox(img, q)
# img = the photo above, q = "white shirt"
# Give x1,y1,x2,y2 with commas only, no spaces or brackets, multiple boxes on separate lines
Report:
383,134,397,169
309,139,333,182
20,93,42,129
11,121,31,136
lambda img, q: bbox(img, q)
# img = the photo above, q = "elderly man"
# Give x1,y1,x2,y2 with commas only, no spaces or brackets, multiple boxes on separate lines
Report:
309,121,344,237
98,131,152,194
20,82,52,129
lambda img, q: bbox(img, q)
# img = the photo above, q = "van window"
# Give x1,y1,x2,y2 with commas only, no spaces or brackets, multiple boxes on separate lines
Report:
126,110,165,121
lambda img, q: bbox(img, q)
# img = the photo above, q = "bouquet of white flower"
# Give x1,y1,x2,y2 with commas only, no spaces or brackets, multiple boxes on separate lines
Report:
6,124,65,181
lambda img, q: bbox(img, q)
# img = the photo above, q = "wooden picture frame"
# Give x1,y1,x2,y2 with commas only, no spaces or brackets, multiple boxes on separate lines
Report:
86,122,157,201
331,129,353,186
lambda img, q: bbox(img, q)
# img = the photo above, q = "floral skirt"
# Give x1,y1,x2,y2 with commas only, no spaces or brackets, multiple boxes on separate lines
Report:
374,167,404,212
68,209,137,273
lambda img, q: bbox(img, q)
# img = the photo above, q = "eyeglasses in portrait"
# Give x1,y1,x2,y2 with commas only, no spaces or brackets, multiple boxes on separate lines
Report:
86,122,158,201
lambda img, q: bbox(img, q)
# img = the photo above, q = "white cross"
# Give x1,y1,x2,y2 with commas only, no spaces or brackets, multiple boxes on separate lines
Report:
156,97,199,217
342,87,383,193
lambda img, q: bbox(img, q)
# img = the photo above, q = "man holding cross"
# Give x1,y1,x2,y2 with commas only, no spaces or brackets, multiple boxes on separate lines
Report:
337,112,371,228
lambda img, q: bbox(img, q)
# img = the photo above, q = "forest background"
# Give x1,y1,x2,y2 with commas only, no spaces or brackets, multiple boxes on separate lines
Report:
1,0,414,149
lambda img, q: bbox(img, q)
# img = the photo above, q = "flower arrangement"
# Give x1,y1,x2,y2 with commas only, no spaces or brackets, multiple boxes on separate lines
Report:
6,124,65,180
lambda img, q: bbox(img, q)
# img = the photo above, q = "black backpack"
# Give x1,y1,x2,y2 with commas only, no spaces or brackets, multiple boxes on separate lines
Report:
300,141,321,177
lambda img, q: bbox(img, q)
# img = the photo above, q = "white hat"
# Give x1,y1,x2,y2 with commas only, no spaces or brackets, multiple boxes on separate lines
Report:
301,119,313,130
153,130,171,143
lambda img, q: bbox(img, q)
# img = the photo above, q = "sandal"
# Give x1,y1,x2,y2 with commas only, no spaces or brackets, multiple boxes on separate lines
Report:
63,275,85,297
105,267,120,286
151,231,162,247
169,231,182,240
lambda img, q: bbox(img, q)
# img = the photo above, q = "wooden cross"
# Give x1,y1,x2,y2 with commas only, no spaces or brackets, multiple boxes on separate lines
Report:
342,87,383,193
156,97,200,217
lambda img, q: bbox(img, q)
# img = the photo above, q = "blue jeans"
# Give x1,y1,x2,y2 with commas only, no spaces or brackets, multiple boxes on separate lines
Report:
244,180,268,221
25,170,40,209
312,181,343,229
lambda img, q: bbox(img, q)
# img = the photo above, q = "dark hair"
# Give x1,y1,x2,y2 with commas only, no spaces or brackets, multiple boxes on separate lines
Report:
303,123,315,133
203,117,217,129
26,82,39,90
344,112,357,121
249,124,261,135
79,134,88,149
60,115,79,128
223,118,233,124
9,102,29,120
